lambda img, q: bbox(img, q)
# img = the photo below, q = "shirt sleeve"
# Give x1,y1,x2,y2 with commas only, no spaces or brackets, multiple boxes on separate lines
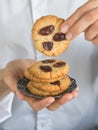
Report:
0,92,14,123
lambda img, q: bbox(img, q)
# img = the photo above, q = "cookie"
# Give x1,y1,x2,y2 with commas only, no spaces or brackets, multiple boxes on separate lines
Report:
32,15,70,56
27,85,65,96
17,76,77,98
27,75,71,93
24,59,69,82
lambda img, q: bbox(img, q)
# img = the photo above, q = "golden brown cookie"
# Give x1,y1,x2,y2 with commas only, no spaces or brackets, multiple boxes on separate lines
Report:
27,86,64,96
32,15,70,56
27,75,71,93
24,59,69,83
17,76,77,98
27,76,71,96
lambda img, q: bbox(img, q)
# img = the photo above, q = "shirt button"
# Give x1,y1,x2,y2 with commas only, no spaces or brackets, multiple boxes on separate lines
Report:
41,122,47,127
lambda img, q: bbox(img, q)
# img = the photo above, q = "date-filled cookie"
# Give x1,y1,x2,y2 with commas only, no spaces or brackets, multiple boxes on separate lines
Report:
24,59,69,83
32,15,70,56
27,75,71,93
17,76,77,98
27,76,71,96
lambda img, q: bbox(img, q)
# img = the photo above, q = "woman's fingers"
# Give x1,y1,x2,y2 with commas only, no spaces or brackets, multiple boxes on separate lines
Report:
61,0,98,32
24,87,79,111
85,20,98,41
24,96,55,111
47,87,79,111
64,8,98,40
92,35,98,45
61,0,98,40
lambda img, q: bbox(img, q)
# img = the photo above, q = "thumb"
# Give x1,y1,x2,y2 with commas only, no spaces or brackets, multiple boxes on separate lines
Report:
4,73,25,100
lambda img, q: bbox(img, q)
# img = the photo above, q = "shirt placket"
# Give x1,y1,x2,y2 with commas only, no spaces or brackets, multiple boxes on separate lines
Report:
30,0,49,61
30,1,52,129
36,109,52,130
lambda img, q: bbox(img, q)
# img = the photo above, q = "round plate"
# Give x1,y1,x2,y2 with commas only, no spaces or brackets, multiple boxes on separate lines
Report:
17,76,77,99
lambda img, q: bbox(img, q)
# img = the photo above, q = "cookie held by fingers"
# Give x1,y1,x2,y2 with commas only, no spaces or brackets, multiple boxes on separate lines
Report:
32,15,70,56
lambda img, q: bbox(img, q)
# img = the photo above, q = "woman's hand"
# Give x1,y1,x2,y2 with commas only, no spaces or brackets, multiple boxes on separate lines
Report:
3,59,35,100
61,0,98,45
25,87,79,111
3,59,79,111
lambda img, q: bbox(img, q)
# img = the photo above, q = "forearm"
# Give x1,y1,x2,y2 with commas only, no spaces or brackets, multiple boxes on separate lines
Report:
0,69,10,99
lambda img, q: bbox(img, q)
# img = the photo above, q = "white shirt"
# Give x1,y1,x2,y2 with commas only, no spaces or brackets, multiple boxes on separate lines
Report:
0,0,98,130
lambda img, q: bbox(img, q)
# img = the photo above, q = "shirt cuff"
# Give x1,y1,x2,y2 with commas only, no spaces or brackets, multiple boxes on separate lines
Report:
0,92,14,123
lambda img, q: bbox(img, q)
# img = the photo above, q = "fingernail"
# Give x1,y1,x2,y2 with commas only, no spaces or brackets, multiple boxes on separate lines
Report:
76,87,79,91
73,93,78,98
63,96,72,101
61,25,69,33
66,32,72,40
48,98,55,104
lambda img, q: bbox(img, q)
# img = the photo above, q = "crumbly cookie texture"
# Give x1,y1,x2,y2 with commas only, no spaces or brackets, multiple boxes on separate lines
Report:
32,15,70,56
27,85,65,96
27,76,71,96
27,75,71,93
24,59,69,83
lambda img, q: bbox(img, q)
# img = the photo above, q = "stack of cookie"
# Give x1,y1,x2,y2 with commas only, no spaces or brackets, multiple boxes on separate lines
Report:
24,59,71,97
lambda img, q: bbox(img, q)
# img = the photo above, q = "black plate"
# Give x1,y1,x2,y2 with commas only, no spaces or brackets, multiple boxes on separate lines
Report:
17,76,77,99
